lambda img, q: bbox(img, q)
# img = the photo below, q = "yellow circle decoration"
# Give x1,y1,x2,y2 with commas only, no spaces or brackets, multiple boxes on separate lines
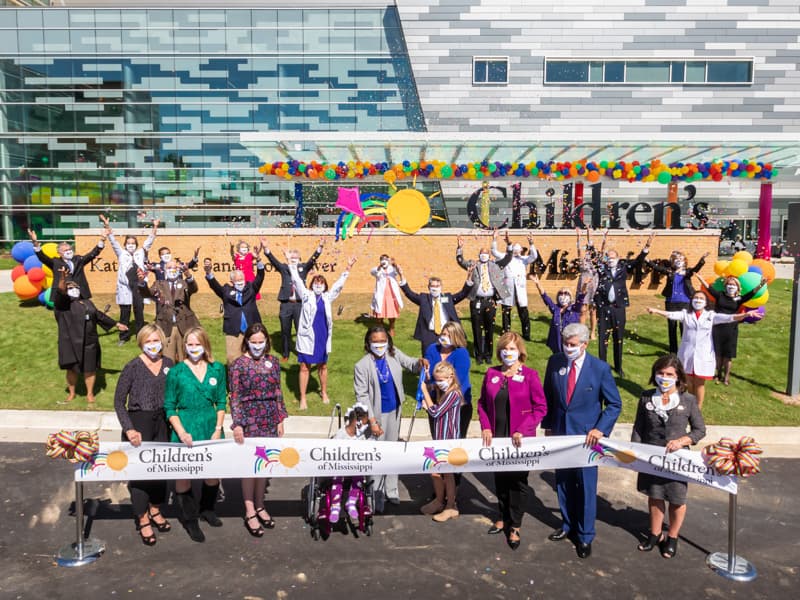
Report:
385,189,431,234
278,447,300,468
106,450,129,471
447,447,469,466
612,449,637,464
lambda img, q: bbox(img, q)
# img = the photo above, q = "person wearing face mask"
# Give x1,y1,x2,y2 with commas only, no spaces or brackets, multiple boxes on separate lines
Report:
326,403,372,525
396,262,473,355
542,323,622,559
455,231,513,364
491,231,538,340
594,231,653,377
164,327,227,543
138,259,200,361
418,362,464,522
263,239,324,361
53,269,128,404
694,273,767,385
229,323,287,537
205,241,266,363
632,354,705,559
287,250,356,410
531,274,586,354
153,246,199,281
29,227,106,300
101,215,159,345
478,332,548,550
647,293,761,409
370,254,404,337
644,242,710,354
228,237,261,301
113,324,174,546
354,326,426,507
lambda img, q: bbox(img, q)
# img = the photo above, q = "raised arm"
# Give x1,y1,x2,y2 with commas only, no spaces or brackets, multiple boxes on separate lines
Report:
203,259,225,299
328,256,356,302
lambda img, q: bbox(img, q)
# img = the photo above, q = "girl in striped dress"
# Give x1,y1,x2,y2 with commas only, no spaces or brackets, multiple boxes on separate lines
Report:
419,361,463,522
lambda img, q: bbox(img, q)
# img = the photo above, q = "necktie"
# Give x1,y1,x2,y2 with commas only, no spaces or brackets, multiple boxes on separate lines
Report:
480,263,490,293
433,297,442,334
566,360,577,404
608,270,616,304
66,260,74,274
237,291,247,332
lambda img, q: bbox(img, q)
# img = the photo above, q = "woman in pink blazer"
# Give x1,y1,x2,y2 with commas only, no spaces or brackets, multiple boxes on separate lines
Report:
478,332,548,550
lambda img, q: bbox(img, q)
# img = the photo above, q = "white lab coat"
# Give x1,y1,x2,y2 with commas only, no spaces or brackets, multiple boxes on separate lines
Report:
291,265,349,356
370,265,404,314
491,241,538,307
667,309,736,378
108,232,155,305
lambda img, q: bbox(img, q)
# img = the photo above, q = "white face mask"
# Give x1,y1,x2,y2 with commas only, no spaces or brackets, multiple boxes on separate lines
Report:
438,335,452,347
185,345,205,361
369,342,388,357
500,349,519,366
356,422,369,437
125,243,137,253
312,284,325,295
166,269,180,280
289,257,299,265
233,281,245,291
655,375,677,393
512,244,522,255
691,298,706,311
557,294,571,307
143,341,162,358
67,287,81,299
248,341,267,357
62,250,74,261
429,287,441,298
239,246,249,255
435,378,451,392
563,344,582,360
607,258,619,269
673,260,685,270
160,254,172,263
725,285,738,296
380,259,389,268
479,253,490,263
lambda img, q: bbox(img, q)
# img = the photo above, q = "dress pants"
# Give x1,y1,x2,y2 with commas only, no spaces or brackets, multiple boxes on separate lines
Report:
375,407,402,501
494,470,531,529
555,466,598,544
597,304,626,372
501,305,531,340
119,267,145,341
665,301,689,354
278,301,302,358
470,298,496,361
123,410,169,517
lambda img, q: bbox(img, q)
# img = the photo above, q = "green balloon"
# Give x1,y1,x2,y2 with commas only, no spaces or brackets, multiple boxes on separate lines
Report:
711,276,726,292
738,272,761,295
441,165,453,178
488,163,497,173
657,171,672,184
298,164,307,173
475,171,484,179
325,169,336,180
600,161,608,169
529,167,538,176
43,286,54,309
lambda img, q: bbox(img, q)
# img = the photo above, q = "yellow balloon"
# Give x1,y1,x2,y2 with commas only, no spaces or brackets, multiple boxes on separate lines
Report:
743,289,768,308
42,264,53,277
44,275,53,289
732,251,753,265
41,242,60,259
713,260,729,277
726,258,748,277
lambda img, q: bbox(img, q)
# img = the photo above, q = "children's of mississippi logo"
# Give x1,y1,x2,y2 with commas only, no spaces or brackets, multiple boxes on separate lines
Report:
80,450,129,475
588,443,637,464
422,447,468,470
254,446,300,473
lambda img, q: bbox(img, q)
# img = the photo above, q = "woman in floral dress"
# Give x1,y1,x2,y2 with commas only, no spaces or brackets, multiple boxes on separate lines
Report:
229,323,288,537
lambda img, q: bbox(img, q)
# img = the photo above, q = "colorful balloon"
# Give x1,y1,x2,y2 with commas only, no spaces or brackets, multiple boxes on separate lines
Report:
732,250,753,265
737,272,761,295
743,306,765,324
751,258,775,284
10,265,26,281
13,274,41,300
26,266,45,283
743,289,769,308
41,242,59,259
713,260,729,277
11,241,35,263
726,258,748,278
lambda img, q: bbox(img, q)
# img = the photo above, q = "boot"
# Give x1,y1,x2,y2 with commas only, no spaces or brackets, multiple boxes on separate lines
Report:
175,490,205,543
199,482,223,527
501,306,512,333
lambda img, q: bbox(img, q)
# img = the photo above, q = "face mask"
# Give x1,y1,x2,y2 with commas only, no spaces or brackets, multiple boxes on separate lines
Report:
233,281,245,291
239,246,249,255
512,244,522,255
62,250,74,261
248,341,267,357
143,341,162,358
312,284,325,295
725,285,738,296
438,335,452,347
692,298,706,311
479,253,490,263
125,243,136,253
67,288,80,299
369,342,388,357
185,345,204,361
557,294,571,307
356,422,369,437
380,259,389,268
429,287,441,298
607,259,619,269
563,344,582,360
500,349,519,366
289,257,299,265
655,375,677,393
673,260,685,269
160,254,172,263
435,379,451,392
166,269,179,280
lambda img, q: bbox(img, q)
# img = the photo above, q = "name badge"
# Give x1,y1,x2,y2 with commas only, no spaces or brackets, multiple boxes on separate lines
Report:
440,297,449,304
209,377,218,386
558,367,567,376
491,376,500,384
512,375,525,383
264,361,273,369
229,290,237,297
176,283,183,290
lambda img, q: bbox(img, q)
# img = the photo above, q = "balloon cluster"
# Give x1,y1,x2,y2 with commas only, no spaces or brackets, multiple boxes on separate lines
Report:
702,436,762,478
707,251,772,320
258,158,778,184
9,241,55,307
45,430,99,463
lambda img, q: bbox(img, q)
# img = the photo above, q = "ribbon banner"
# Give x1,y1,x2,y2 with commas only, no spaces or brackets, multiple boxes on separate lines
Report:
73,436,737,494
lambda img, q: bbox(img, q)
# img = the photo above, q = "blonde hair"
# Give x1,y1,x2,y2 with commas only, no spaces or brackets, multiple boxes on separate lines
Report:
496,331,528,363
137,324,166,351
180,326,214,363
440,321,468,349
432,361,460,395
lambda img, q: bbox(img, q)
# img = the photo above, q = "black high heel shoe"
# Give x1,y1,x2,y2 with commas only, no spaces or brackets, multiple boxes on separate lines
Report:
508,527,521,550
148,509,172,532
136,521,157,546
487,522,505,535
243,515,264,538
255,508,275,529
637,531,664,552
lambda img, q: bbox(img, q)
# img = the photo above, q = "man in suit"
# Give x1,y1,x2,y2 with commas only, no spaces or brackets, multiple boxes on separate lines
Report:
542,322,622,559
456,232,512,364
204,252,266,363
263,239,324,361
152,245,199,281
28,227,106,300
593,233,652,377
396,262,473,355
138,260,200,361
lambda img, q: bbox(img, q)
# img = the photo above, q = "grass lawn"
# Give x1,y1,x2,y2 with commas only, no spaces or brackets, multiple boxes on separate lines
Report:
0,256,19,270
1,283,797,425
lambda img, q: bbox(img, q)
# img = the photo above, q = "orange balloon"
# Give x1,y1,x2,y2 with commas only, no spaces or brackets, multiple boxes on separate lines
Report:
751,258,776,283
13,275,41,300
586,171,600,183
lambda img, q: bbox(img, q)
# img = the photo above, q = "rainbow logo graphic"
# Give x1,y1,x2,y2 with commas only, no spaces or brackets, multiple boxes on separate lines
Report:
588,444,616,463
254,447,281,473
80,452,108,475
421,447,450,471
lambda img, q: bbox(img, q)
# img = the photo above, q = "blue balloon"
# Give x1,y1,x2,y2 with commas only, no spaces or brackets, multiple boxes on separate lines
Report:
37,291,46,305
11,241,35,263
748,265,763,275
23,254,43,271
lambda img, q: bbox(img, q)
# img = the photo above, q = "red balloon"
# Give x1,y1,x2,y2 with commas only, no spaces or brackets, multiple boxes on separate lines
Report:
26,266,45,283
11,265,25,281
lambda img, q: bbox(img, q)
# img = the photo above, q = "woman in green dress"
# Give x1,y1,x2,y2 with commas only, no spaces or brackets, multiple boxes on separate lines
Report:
164,326,228,543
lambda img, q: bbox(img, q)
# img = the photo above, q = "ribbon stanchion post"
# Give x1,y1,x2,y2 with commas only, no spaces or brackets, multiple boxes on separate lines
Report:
706,493,756,582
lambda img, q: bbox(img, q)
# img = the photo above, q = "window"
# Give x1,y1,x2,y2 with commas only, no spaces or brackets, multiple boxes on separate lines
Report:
473,57,509,85
544,58,753,85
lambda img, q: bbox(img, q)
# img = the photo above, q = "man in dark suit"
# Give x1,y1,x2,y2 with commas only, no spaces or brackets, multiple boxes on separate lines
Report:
593,233,652,376
28,227,105,299
456,231,512,364
204,252,266,363
263,239,324,361
396,262,473,355
542,322,622,559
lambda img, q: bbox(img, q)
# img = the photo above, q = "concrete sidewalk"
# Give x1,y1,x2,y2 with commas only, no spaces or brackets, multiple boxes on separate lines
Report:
4,409,798,457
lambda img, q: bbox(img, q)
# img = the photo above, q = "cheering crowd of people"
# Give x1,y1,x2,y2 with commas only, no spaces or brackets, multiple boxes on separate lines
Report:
27,222,765,558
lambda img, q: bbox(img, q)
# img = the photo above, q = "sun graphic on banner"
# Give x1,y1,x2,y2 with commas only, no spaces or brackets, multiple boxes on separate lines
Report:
80,450,129,476
446,448,469,466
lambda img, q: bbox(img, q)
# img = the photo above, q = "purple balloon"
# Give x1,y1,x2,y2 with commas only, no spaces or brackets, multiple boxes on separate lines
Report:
744,305,765,324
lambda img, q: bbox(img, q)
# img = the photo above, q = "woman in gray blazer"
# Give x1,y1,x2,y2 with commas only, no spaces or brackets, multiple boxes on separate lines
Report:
631,354,706,559
353,326,426,506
